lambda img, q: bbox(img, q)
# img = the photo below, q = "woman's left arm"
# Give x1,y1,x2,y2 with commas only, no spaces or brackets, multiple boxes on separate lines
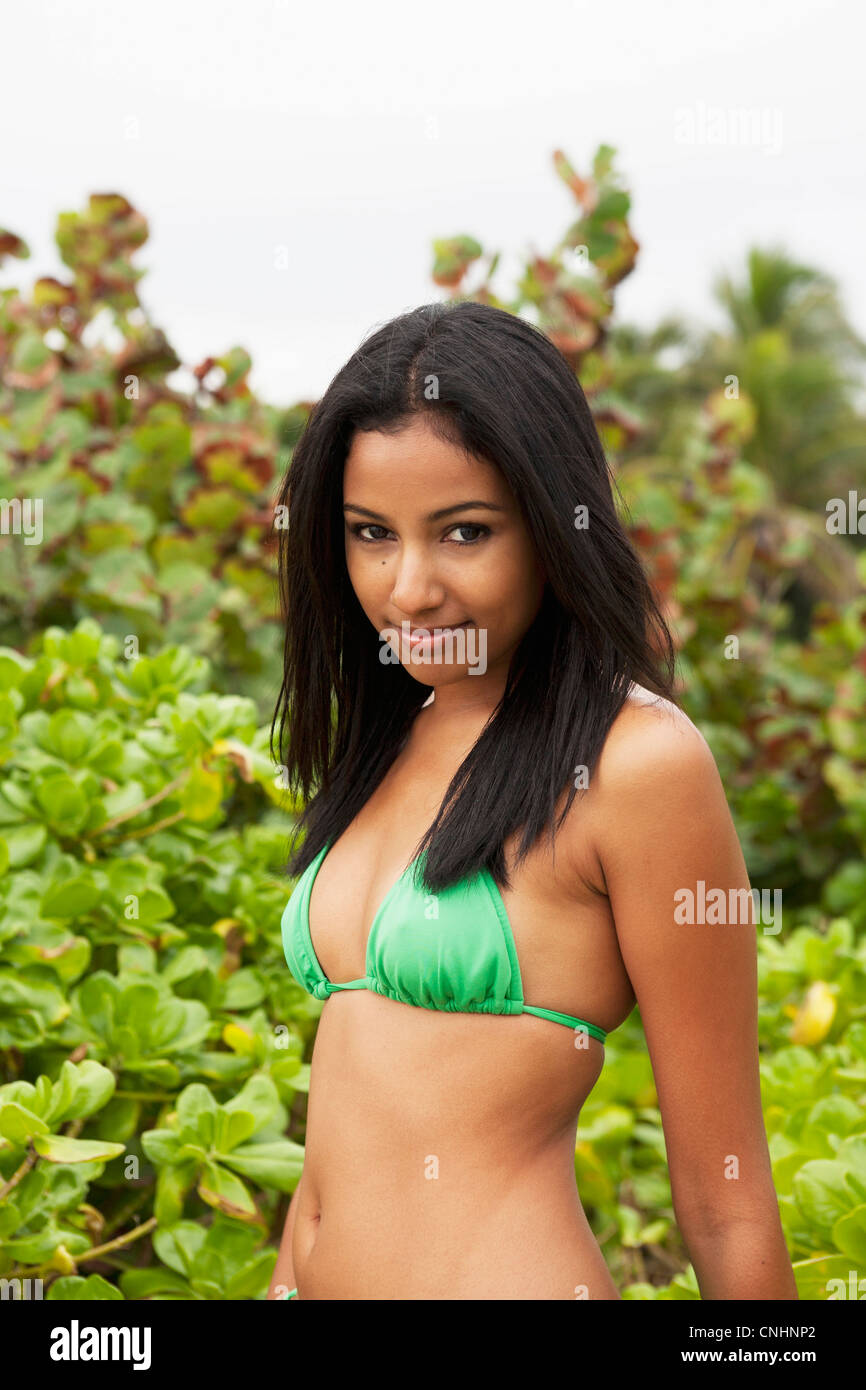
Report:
591,704,798,1301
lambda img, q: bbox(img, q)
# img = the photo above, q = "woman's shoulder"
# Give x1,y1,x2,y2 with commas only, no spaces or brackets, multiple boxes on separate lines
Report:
560,683,722,894
601,682,713,774
566,683,716,843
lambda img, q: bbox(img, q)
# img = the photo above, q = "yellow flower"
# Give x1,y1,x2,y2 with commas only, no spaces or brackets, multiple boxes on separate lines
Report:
790,982,836,1045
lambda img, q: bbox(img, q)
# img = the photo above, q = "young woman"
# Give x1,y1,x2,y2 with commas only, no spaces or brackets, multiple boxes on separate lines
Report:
266,301,796,1301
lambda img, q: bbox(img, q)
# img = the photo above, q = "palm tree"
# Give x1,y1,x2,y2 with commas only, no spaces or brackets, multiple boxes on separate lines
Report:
688,248,866,516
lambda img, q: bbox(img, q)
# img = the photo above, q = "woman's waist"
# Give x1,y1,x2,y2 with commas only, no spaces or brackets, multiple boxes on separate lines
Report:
293,1179,616,1299
302,1086,585,1188
300,1123,583,1222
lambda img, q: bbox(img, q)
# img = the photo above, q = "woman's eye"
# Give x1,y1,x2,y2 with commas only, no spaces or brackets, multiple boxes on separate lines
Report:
446,523,489,544
351,523,392,542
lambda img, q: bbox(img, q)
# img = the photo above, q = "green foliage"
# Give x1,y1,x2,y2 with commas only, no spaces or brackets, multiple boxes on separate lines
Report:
0,195,300,719
603,249,866,518
579,929,866,1297
0,619,312,1295
698,248,866,511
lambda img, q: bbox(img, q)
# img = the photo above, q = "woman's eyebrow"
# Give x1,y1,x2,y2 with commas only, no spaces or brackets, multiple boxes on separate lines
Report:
343,500,507,522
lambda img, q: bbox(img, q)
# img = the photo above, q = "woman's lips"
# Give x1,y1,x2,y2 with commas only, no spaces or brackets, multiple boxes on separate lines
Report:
406,621,471,646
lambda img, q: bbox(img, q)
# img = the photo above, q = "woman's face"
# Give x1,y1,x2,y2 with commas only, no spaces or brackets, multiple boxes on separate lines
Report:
343,415,546,694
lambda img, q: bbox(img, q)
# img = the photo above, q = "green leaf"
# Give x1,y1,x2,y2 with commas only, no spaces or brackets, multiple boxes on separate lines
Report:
35,775,89,834
197,1160,257,1220
223,1139,305,1191
152,1219,207,1276
32,1133,126,1164
213,1106,257,1154
47,1274,125,1300
119,1267,195,1300
141,1128,183,1166
50,1059,117,1123
0,1100,51,1143
175,1083,219,1133
123,1058,180,1086
794,1159,858,1236
153,1160,198,1226
1,822,47,867
594,189,630,221
224,1073,282,1132
833,1204,866,1264
3,1224,91,1263
40,874,100,919
44,709,94,763
793,1254,864,1300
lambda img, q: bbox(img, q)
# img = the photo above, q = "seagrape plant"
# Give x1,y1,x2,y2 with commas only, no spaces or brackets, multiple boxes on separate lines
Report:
0,193,308,720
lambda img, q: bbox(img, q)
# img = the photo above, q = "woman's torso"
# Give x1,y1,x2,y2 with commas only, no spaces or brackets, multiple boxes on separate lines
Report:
291,691,650,1300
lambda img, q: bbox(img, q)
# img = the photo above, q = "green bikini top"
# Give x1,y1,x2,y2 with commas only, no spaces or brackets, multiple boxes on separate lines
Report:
280,839,607,1044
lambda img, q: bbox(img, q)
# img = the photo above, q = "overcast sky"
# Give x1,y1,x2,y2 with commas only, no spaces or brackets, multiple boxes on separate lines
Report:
3,0,864,407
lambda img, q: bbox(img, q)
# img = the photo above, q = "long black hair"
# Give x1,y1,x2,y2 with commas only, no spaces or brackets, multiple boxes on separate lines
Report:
270,300,680,892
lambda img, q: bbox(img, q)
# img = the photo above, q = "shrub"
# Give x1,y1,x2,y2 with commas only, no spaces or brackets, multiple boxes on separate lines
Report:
0,619,315,1296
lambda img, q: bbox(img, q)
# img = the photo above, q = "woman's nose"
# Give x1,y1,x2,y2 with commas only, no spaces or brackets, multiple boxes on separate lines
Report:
388,545,445,613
